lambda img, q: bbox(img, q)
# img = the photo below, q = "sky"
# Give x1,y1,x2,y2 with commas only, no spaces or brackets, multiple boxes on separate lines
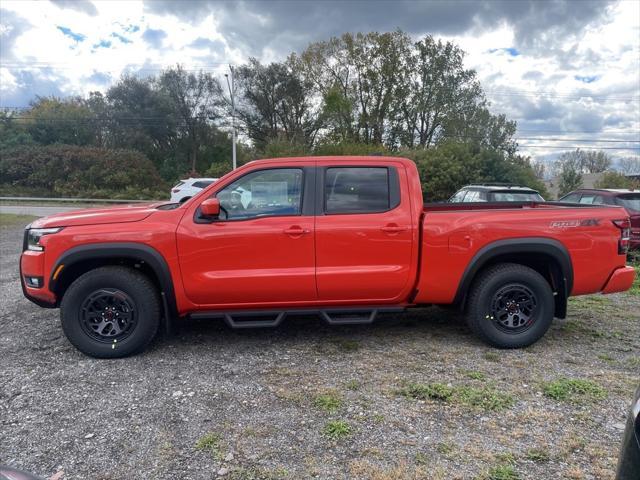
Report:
0,0,639,164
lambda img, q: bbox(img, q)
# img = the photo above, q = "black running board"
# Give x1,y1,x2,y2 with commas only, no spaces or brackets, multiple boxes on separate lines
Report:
189,306,405,329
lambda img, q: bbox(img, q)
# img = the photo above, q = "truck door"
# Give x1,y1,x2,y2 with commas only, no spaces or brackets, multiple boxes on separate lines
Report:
314,163,415,302
177,164,317,306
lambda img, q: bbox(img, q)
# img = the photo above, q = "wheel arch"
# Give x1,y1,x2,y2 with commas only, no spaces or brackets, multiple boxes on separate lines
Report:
49,243,178,324
453,238,573,319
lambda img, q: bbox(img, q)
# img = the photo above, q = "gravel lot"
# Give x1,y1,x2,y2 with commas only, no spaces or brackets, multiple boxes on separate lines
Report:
1,216,639,480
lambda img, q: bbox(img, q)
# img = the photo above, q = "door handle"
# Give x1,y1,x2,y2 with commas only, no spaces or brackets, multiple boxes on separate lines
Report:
283,226,310,236
381,224,407,233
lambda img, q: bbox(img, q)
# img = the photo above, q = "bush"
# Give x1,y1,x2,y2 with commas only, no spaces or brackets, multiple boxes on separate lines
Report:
0,144,167,199
402,142,548,201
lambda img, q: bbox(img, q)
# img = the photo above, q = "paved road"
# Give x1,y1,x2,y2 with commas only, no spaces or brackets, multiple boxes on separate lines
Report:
0,205,95,217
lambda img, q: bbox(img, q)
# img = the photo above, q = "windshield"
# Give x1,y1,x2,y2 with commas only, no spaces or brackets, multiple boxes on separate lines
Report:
490,191,544,202
615,194,640,213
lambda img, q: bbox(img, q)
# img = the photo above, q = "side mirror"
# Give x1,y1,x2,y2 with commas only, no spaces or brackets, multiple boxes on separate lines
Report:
200,198,221,217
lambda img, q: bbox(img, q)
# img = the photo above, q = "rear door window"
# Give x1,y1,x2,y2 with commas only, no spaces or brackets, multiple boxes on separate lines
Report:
324,167,391,214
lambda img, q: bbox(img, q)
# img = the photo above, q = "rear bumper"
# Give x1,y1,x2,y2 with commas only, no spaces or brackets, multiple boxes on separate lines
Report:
602,266,636,294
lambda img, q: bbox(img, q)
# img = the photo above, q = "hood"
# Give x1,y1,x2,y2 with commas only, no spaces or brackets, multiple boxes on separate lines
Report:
29,202,165,228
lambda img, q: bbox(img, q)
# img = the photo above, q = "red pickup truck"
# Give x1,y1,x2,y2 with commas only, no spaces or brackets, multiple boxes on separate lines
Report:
20,156,635,358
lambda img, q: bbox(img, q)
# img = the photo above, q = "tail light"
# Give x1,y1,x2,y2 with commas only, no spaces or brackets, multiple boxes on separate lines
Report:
172,188,180,193
613,218,631,255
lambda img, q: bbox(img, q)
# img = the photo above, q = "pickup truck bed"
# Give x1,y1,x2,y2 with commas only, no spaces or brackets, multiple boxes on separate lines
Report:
20,156,635,358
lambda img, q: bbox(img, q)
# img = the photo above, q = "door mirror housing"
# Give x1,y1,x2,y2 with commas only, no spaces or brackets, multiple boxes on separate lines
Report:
200,198,221,218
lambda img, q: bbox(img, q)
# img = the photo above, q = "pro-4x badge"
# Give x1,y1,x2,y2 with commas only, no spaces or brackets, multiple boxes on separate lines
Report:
550,219,600,228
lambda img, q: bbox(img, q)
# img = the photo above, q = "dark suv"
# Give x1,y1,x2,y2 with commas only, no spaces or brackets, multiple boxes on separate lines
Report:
449,184,545,203
558,189,640,249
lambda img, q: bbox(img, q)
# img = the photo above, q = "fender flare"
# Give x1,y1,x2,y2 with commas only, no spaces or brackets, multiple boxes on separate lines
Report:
453,237,573,317
49,242,178,322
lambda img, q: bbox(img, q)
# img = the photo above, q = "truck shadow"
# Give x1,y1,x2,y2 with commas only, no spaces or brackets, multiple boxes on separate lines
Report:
160,306,477,351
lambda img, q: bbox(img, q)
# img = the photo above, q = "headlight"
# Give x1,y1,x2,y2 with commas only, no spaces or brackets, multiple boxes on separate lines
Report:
27,228,63,251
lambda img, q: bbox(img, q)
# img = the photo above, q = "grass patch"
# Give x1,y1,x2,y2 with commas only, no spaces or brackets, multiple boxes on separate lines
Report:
462,369,487,381
399,382,514,411
457,386,515,411
415,452,429,465
542,378,607,403
0,213,38,226
399,383,454,401
314,390,342,412
525,447,551,463
435,442,455,455
330,338,360,352
629,254,640,296
597,353,615,363
483,351,501,362
345,379,360,391
195,432,222,459
485,464,520,480
323,420,352,440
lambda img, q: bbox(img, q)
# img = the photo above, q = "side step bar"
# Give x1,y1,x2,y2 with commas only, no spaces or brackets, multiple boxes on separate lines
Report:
189,306,405,329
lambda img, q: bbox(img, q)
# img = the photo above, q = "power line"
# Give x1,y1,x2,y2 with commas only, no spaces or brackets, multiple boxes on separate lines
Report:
518,145,639,151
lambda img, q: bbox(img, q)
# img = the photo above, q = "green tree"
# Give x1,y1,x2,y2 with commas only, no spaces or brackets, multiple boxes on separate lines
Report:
158,65,223,174
403,141,546,201
557,158,583,197
24,96,98,146
556,148,611,174
235,57,322,151
106,75,178,176
0,111,34,149
594,171,638,189
300,31,411,145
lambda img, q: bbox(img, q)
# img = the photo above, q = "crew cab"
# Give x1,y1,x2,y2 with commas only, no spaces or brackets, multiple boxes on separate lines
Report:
20,157,635,358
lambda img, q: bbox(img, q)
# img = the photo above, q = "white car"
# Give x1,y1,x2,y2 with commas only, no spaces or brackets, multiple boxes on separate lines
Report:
170,178,218,203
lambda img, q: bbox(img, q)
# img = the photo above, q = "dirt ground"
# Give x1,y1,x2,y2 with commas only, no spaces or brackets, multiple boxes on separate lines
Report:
1,216,638,480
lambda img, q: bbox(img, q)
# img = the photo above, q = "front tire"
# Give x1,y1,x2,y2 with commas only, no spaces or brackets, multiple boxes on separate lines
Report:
60,266,160,358
466,263,554,348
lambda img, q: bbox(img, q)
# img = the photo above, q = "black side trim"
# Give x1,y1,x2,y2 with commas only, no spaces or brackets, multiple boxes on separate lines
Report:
453,237,573,314
49,243,178,321
190,306,405,328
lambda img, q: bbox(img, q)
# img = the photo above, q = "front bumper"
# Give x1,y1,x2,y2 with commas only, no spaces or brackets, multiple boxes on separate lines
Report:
602,266,636,294
20,250,56,308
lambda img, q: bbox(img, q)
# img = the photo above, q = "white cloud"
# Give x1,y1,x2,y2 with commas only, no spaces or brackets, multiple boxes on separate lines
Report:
0,0,638,162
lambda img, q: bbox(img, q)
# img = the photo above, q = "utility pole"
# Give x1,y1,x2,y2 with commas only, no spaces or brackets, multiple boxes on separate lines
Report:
224,65,237,170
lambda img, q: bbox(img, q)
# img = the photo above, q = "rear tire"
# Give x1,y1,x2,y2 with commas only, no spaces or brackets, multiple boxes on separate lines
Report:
466,263,554,348
60,266,160,358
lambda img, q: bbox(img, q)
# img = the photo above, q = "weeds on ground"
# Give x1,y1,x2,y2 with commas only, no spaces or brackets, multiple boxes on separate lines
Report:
629,251,640,296
525,447,551,463
483,351,501,362
436,442,455,456
314,390,342,412
484,464,520,480
195,432,222,459
345,379,360,391
323,420,352,440
399,382,515,411
330,338,360,352
462,370,487,381
542,378,607,403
